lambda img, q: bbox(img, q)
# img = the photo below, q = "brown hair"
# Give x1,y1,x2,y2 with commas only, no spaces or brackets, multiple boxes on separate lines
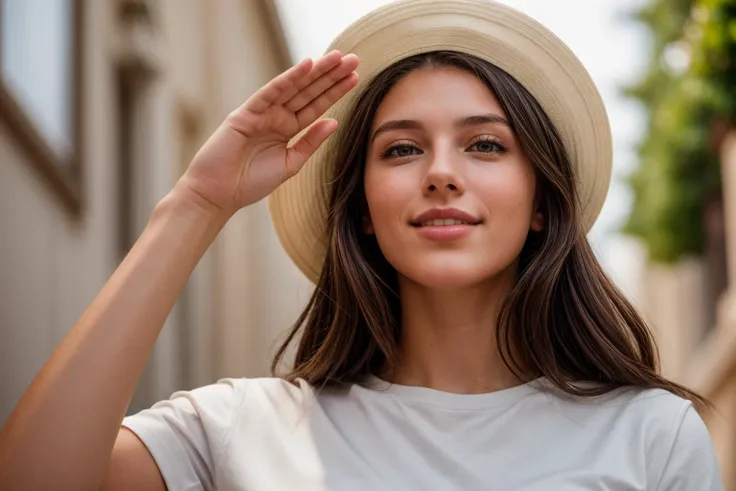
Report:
271,51,707,409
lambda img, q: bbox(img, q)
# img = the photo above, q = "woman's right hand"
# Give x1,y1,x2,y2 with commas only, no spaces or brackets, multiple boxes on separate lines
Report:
175,50,360,217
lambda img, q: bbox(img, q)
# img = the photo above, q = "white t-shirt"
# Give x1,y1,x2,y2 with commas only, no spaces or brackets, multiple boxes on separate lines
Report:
122,376,723,491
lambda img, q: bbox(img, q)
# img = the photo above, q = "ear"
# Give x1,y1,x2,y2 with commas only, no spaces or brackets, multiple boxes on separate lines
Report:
530,208,544,232
530,184,544,232
363,214,375,234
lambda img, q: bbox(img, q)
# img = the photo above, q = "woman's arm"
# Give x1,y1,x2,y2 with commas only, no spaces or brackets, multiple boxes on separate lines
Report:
101,429,168,491
0,191,226,491
0,50,358,491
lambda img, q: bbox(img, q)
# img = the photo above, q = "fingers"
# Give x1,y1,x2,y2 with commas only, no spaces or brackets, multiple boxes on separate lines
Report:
284,54,360,112
274,50,344,105
284,119,339,178
296,72,359,130
243,58,313,114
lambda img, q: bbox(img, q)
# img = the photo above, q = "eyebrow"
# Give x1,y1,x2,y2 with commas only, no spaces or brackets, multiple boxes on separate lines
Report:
371,113,510,143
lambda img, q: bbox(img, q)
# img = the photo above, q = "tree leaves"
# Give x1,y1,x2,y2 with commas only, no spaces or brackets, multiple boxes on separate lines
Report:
622,0,733,262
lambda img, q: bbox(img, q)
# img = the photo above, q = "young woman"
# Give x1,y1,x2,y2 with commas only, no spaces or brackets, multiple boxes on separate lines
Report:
0,1,724,490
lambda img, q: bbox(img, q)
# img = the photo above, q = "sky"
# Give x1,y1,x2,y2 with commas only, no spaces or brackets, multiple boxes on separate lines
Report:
274,0,651,296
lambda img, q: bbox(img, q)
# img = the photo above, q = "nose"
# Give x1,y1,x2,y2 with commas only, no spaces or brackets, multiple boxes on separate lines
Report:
421,145,465,196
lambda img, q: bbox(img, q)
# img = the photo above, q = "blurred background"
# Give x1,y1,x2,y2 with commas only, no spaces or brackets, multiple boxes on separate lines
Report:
0,0,734,486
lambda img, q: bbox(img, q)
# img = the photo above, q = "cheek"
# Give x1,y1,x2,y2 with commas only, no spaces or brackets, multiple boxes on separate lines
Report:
472,164,537,263
478,165,536,223
364,167,412,233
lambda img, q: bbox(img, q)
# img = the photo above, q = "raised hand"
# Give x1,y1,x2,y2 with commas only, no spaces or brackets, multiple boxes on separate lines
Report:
176,50,360,216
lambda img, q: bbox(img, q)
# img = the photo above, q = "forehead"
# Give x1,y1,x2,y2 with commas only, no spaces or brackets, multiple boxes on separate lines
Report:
371,66,504,126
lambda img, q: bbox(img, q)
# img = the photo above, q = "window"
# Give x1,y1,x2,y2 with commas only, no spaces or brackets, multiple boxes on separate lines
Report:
0,0,83,214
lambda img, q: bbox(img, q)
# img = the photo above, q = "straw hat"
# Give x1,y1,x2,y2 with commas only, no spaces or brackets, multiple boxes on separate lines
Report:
269,0,612,284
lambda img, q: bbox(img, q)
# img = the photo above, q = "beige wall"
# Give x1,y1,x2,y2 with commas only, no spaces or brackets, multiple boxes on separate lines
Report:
0,0,313,424
201,0,314,380
638,257,713,379
0,0,121,425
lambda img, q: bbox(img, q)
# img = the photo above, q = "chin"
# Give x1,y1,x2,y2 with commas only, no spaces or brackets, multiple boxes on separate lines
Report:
397,258,499,290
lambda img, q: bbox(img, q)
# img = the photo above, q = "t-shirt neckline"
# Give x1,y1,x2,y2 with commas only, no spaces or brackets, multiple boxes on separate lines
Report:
361,375,548,410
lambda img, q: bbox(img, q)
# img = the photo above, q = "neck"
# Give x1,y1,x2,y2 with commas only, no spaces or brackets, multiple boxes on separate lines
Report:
387,266,525,394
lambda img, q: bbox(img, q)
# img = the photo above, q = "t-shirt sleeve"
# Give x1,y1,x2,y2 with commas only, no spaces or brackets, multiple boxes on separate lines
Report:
121,378,243,491
655,404,724,491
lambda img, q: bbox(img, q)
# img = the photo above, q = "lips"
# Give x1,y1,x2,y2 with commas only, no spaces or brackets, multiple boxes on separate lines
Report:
410,208,482,227
418,218,474,227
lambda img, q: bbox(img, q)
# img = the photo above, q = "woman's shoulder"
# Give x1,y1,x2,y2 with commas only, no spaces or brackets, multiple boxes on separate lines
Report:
609,385,706,444
613,386,721,489
550,381,698,423
543,379,695,413
181,376,317,411
612,386,713,455
537,380,708,449
123,376,316,433
547,382,713,456
119,377,326,490
538,381,720,487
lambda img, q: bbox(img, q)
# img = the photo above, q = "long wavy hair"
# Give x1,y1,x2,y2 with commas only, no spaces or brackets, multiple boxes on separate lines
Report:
271,50,707,408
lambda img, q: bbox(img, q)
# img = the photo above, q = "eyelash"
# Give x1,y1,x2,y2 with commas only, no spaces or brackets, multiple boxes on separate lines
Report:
380,136,508,159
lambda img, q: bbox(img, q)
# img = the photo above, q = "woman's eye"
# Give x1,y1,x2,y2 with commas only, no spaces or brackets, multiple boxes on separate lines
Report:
381,139,506,159
469,139,507,154
383,144,421,159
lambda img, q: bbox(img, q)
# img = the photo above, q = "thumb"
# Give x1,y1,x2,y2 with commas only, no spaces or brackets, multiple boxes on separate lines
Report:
284,119,338,178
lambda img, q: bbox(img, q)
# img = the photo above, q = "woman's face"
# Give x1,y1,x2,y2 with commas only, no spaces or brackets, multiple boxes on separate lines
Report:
363,66,542,289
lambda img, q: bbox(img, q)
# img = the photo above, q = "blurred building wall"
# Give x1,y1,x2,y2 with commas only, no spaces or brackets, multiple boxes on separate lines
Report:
0,0,314,425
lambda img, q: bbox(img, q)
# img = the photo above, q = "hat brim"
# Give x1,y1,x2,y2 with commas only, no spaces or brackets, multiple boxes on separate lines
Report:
269,0,612,284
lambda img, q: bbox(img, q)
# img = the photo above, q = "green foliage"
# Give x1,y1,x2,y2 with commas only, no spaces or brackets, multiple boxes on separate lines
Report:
622,0,736,262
